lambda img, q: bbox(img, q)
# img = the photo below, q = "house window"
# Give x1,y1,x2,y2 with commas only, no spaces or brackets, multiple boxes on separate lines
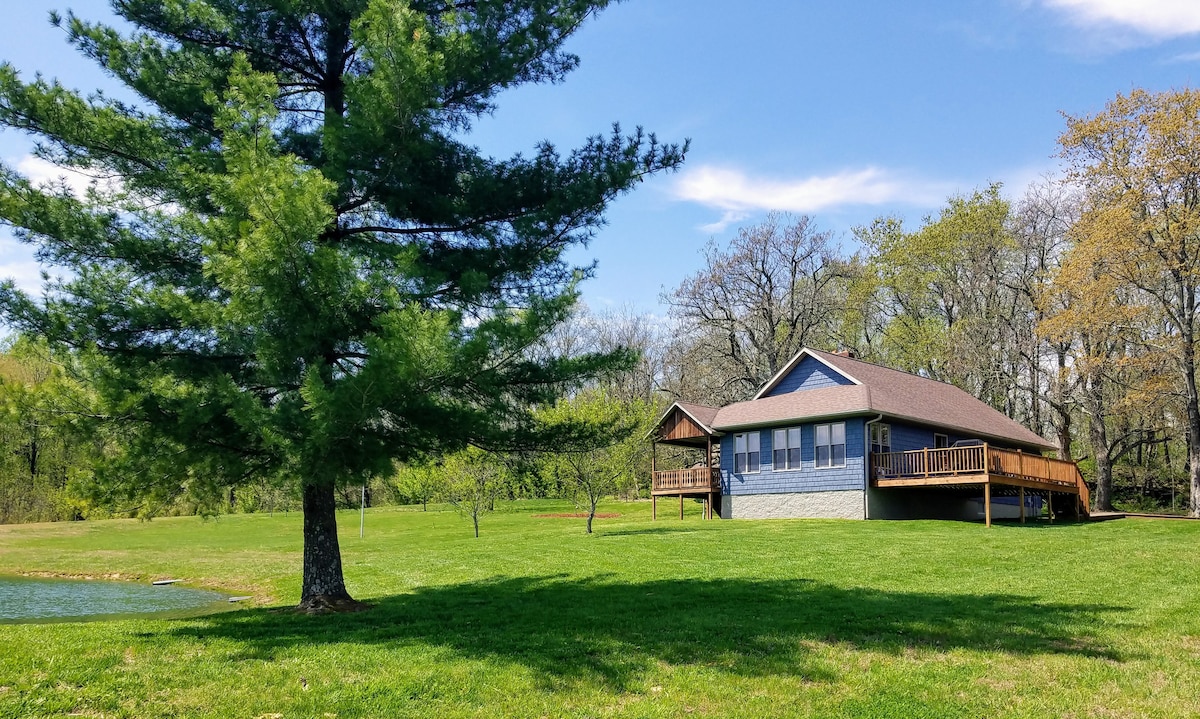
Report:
734,432,760,473
934,433,949,449
870,423,891,454
815,422,846,468
772,427,802,470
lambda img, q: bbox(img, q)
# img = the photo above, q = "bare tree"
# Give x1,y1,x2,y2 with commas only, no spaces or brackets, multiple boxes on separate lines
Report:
663,214,847,404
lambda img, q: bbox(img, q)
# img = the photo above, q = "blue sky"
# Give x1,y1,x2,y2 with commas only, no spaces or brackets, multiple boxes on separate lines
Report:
3,0,1200,315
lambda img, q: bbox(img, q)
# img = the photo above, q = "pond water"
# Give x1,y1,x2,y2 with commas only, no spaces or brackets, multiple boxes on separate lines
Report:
0,576,232,624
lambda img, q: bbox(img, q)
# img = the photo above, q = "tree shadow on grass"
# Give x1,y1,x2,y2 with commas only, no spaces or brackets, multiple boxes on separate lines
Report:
597,526,708,537
165,575,1128,692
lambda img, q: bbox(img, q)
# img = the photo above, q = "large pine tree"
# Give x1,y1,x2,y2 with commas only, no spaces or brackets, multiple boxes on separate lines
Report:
0,0,684,608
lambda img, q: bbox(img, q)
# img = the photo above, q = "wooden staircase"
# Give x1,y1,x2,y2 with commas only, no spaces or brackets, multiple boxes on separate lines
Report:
1072,463,1091,519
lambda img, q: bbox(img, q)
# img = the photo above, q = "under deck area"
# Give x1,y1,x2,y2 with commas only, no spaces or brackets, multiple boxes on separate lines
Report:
871,445,1090,525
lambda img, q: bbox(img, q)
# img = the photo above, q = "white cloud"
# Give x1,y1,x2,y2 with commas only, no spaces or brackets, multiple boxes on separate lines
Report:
698,210,749,234
1168,50,1200,63
1040,0,1200,39
0,248,44,295
671,165,953,221
13,155,120,199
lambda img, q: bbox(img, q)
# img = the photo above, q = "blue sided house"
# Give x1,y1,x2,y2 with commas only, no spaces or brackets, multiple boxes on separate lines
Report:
648,348,1089,525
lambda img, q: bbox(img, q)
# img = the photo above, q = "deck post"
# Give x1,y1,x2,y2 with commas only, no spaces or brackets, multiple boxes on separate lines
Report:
650,442,657,521
1018,486,1025,523
1017,449,1023,480
1048,491,1054,523
679,494,684,520
984,482,992,527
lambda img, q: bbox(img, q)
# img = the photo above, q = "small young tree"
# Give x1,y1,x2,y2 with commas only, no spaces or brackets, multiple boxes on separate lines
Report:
442,448,504,538
390,461,444,511
540,390,652,533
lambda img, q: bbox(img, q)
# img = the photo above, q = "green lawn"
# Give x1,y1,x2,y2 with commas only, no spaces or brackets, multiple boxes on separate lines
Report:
1,500,1198,718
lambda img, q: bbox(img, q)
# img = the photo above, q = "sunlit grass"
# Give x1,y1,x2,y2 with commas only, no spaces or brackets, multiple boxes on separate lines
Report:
1,500,1198,718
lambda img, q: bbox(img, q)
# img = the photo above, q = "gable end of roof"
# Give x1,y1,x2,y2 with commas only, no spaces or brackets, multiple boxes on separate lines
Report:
751,348,861,400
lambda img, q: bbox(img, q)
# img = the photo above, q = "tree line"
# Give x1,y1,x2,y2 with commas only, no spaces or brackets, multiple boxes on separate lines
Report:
4,96,1196,525
0,6,1192,600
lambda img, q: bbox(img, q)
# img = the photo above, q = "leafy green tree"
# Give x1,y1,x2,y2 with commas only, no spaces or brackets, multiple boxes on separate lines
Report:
539,390,652,533
441,447,506,538
0,337,97,523
1059,88,1200,517
389,461,444,511
0,2,684,607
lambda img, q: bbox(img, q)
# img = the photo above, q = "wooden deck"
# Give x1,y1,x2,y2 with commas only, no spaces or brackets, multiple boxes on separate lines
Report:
871,445,1090,525
651,467,721,520
652,467,721,495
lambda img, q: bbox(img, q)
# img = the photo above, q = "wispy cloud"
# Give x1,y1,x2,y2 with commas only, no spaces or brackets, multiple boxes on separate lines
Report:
698,210,750,234
1039,0,1200,39
1167,50,1200,63
13,155,120,199
0,250,44,295
671,165,953,227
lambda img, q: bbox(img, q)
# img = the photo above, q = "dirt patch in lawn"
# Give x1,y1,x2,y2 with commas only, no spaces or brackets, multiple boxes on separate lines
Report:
532,513,621,519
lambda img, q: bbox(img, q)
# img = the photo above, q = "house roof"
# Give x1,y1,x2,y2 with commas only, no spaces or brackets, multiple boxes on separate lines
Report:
706,348,1057,451
675,401,720,432
645,400,721,442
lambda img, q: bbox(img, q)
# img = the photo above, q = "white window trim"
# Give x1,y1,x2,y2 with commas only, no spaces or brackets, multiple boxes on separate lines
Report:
815,421,848,470
734,431,761,474
772,426,802,471
934,432,949,449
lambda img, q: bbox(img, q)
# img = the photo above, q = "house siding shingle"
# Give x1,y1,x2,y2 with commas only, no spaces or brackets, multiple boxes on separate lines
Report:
721,417,865,495
763,356,853,397
883,422,973,453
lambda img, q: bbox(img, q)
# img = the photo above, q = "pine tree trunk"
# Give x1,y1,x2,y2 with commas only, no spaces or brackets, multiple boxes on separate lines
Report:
299,481,354,610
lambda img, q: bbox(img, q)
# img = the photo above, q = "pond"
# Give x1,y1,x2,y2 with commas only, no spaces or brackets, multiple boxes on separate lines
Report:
0,575,233,624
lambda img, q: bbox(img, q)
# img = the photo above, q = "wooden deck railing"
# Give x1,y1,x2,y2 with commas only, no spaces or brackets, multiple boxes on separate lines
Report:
873,444,988,478
652,467,721,493
872,445,1088,496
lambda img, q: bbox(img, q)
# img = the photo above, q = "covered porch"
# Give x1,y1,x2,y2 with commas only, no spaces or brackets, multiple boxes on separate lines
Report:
871,444,1090,526
649,402,722,520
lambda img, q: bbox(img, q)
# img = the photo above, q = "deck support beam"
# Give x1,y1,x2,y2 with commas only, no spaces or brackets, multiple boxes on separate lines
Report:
652,495,656,521
984,482,992,527
1019,486,1025,524
679,494,684,520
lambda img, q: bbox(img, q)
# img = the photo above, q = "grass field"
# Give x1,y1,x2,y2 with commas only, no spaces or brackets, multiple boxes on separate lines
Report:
1,500,1198,718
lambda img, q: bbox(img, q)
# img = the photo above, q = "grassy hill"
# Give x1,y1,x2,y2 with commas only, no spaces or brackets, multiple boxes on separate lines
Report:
1,500,1198,718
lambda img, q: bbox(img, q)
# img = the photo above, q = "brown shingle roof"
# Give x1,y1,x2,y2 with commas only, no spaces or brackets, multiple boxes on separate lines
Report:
709,348,1056,451
675,401,719,431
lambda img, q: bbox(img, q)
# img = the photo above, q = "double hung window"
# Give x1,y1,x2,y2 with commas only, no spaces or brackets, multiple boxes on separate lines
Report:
815,422,846,468
772,427,802,470
734,432,760,473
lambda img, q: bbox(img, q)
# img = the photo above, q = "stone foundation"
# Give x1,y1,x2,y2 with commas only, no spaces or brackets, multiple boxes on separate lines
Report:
721,490,866,520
